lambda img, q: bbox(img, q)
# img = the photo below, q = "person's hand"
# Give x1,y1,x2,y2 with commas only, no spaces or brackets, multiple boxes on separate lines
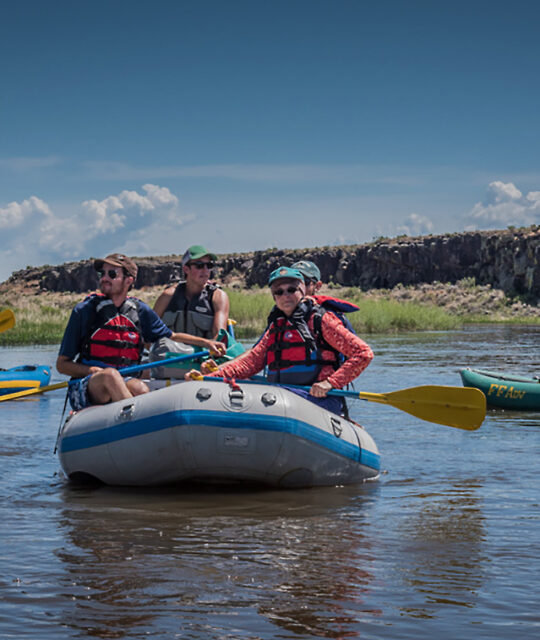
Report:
205,339,227,357
184,369,204,381
88,366,103,375
309,379,333,398
201,359,219,374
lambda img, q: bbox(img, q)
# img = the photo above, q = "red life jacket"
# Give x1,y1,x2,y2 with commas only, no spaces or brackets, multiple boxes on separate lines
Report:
79,294,144,368
310,294,359,314
265,299,340,385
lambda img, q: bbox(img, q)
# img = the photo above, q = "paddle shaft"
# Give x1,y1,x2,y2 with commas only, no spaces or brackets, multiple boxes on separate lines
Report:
246,375,401,401
206,375,411,400
0,350,210,402
111,350,210,378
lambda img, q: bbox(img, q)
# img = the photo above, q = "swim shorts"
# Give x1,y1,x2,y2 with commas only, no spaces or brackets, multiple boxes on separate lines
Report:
67,376,91,411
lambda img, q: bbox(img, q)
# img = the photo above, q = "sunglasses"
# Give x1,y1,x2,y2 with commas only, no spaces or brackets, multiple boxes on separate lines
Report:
189,261,215,270
273,286,301,297
97,269,123,280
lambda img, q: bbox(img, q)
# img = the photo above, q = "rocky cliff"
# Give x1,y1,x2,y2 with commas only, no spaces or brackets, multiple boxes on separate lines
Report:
3,226,539,302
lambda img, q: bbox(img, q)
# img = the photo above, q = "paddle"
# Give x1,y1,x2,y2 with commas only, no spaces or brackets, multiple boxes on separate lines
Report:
0,350,211,402
198,376,486,431
0,309,15,333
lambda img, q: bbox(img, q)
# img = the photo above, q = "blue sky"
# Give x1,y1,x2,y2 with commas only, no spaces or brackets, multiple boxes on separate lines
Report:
1,0,540,281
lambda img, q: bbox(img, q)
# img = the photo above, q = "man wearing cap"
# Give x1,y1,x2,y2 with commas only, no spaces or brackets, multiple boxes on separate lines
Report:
187,266,373,415
56,253,226,411
153,244,229,340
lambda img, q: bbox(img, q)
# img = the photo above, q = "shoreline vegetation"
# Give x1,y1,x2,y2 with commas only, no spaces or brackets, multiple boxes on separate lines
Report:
0,278,538,346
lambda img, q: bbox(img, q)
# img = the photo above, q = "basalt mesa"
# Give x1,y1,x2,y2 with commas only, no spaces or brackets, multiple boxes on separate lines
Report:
1,227,539,304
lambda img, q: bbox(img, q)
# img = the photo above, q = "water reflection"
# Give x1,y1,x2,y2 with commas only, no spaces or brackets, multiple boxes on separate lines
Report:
55,483,381,638
2,326,538,640
394,479,487,617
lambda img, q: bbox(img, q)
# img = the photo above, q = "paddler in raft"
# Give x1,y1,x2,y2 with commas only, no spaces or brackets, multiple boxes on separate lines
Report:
153,244,230,340
56,253,226,411
149,245,230,377
186,266,373,416
234,259,360,369
292,259,360,334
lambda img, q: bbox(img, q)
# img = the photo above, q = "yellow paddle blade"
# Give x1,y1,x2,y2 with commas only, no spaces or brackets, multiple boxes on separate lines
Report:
358,385,487,431
0,381,68,403
0,309,15,333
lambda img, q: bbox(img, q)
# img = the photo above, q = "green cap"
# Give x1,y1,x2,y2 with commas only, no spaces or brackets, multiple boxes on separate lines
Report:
268,266,305,286
292,260,321,281
182,245,218,266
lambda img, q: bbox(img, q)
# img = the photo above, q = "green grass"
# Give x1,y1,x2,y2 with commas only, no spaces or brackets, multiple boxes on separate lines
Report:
462,314,540,325
227,289,460,335
349,297,460,333
0,303,71,345
1,284,534,346
227,288,275,337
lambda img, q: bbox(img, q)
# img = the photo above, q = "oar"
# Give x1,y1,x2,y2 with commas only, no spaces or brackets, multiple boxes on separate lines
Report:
0,309,15,333
0,350,211,402
199,376,486,431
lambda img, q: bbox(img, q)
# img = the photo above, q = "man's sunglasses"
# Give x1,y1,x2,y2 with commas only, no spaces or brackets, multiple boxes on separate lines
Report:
97,269,124,280
189,261,215,270
273,286,301,297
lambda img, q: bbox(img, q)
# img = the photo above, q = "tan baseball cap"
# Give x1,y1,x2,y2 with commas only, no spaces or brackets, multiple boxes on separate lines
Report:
94,253,138,279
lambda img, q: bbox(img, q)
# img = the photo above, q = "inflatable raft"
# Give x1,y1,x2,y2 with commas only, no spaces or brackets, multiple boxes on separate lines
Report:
0,365,51,396
57,379,380,488
460,368,540,411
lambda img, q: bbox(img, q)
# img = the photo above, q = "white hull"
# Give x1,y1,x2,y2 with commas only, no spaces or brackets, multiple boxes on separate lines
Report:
57,380,380,488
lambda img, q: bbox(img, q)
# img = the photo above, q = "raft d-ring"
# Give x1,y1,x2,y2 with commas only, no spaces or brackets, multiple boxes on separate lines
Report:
229,387,244,407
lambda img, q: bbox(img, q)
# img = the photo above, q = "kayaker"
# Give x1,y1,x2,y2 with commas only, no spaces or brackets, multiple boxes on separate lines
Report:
153,244,230,339
186,266,373,415
56,253,226,411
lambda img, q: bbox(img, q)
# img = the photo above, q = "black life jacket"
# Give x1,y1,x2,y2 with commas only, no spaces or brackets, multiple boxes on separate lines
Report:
161,282,217,338
265,299,340,385
79,294,144,368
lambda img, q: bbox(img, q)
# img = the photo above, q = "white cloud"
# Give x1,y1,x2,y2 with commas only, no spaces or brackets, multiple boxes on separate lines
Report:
395,213,434,237
142,183,179,207
526,191,540,209
81,196,127,234
0,185,191,281
465,181,540,228
0,196,52,229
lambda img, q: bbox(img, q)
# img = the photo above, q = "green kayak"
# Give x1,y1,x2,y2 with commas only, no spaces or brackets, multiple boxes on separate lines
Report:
460,368,540,411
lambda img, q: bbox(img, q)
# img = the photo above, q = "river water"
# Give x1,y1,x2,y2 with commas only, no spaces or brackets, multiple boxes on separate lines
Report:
0,325,539,639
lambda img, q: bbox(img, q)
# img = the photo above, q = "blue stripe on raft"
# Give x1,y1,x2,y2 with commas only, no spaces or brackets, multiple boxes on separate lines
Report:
358,448,380,471
59,409,380,471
